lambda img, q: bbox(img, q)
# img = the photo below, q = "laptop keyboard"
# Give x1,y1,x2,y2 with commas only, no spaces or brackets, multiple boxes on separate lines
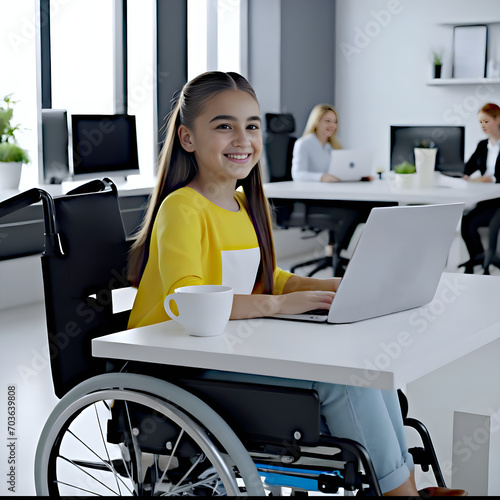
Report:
303,308,329,316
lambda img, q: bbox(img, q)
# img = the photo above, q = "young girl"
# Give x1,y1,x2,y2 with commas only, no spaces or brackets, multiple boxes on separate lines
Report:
127,71,465,497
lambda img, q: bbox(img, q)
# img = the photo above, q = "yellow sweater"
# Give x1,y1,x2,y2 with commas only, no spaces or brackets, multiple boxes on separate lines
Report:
128,187,292,328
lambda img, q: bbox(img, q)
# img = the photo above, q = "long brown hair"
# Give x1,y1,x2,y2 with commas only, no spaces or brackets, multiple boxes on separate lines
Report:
128,71,277,294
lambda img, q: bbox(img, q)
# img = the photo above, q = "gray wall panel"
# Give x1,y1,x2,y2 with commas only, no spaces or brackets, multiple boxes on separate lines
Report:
280,0,336,136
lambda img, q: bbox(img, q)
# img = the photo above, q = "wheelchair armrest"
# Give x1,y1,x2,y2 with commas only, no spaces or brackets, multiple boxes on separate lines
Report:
178,378,322,447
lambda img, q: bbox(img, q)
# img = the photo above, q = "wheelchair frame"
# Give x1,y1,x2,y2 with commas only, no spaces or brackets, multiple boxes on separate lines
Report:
0,178,446,496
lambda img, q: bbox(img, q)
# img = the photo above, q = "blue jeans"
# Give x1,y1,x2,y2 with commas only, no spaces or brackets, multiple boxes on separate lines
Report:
200,370,414,494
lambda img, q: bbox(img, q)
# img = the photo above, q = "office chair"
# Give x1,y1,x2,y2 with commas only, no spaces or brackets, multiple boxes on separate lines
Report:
264,112,398,278
263,112,369,278
483,208,500,274
459,207,500,275
264,112,307,228
291,199,399,277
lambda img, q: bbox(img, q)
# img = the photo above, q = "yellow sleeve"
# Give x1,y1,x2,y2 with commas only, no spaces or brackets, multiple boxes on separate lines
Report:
155,193,205,295
273,266,293,295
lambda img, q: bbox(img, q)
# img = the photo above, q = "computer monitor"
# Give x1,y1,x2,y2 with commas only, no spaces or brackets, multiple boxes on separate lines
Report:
41,109,70,184
390,125,465,176
71,114,140,181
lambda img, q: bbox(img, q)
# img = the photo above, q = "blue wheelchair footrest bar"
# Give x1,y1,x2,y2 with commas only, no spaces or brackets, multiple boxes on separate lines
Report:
254,463,343,477
260,472,319,490
255,462,343,490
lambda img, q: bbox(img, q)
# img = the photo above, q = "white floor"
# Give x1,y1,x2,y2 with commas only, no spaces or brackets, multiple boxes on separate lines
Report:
0,235,498,496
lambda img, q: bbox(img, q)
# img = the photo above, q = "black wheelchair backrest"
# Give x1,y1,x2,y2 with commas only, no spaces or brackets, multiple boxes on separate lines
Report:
41,179,131,397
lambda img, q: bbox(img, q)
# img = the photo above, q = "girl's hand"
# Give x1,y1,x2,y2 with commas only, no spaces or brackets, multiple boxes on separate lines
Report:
321,173,340,183
276,290,335,315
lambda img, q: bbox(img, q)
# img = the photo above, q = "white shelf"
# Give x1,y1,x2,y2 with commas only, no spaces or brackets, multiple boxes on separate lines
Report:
427,77,500,86
436,21,500,27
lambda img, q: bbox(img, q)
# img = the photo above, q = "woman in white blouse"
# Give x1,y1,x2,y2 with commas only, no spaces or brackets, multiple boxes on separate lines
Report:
290,104,361,271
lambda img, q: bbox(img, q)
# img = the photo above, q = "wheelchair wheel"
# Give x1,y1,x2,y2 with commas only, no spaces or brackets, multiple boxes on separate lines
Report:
34,373,265,496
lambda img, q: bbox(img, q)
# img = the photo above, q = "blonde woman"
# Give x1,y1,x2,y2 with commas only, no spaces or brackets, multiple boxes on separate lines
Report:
291,104,342,182
290,104,362,270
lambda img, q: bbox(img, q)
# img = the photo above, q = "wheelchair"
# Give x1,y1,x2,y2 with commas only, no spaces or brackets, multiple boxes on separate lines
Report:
0,178,447,496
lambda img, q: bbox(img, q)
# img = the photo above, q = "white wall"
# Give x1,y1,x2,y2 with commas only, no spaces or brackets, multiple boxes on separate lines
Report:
335,0,500,171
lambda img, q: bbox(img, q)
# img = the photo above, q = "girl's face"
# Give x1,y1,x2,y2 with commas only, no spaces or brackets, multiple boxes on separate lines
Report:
178,89,262,183
315,110,338,142
478,111,500,138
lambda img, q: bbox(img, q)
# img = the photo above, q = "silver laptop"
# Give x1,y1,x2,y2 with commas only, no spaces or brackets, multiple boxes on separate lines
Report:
329,149,374,181
273,202,465,324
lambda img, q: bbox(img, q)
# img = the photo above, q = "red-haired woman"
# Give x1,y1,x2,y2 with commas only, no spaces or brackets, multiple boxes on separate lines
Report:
460,103,500,273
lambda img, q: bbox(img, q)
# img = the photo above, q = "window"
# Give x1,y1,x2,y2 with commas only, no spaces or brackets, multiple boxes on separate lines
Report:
187,0,247,81
127,0,155,178
50,0,114,115
0,0,38,188
217,0,247,75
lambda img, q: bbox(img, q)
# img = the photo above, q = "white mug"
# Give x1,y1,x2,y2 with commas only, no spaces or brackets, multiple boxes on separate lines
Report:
164,285,234,336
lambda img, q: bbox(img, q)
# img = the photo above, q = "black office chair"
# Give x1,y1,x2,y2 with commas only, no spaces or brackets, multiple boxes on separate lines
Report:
459,206,500,275
264,114,397,278
290,200,397,277
264,113,306,228
0,179,447,496
483,207,500,274
264,113,356,277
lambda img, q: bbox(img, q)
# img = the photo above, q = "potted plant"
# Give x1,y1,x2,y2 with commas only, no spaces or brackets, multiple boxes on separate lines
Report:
393,161,417,189
0,93,30,189
432,50,443,79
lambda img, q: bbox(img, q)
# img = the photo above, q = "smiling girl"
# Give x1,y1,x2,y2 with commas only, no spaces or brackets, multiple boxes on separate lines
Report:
126,71,466,496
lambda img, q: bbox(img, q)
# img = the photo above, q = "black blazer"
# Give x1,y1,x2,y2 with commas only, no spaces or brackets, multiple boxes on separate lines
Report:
464,139,500,183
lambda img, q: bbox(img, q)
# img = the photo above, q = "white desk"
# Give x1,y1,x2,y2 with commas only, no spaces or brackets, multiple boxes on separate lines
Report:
93,272,500,494
93,273,500,391
0,174,155,203
263,178,500,207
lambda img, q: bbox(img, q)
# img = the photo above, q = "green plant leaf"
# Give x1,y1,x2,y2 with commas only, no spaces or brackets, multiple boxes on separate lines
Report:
432,50,443,65
0,142,30,163
0,108,14,140
394,161,416,174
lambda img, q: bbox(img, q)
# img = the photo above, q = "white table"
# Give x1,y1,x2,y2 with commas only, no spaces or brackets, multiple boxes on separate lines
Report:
93,273,500,391
263,178,500,207
93,272,500,494
0,174,155,203
93,273,500,494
